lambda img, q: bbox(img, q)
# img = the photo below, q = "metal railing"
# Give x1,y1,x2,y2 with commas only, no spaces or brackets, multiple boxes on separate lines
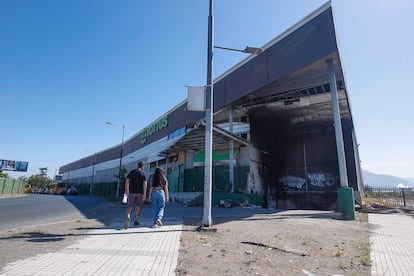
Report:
364,186,414,208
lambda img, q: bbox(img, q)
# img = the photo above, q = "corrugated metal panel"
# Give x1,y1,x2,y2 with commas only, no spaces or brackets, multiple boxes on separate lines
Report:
216,122,250,135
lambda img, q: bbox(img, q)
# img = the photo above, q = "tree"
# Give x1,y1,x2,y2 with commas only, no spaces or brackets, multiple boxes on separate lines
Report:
28,174,52,188
0,171,8,178
120,166,128,183
18,176,28,183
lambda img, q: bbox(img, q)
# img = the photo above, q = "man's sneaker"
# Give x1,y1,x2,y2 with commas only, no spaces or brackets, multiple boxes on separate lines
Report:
133,221,140,226
124,217,130,229
156,219,163,227
152,224,159,228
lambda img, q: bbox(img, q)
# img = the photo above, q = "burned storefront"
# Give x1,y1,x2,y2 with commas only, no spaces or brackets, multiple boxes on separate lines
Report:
208,3,363,209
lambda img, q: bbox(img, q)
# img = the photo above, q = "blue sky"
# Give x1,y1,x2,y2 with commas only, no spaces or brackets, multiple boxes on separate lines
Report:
1,0,413,179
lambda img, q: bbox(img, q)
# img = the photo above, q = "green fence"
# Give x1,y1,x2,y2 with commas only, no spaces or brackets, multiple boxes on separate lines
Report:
167,171,180,193
90,182,117,197
183,166,249,193
0,178,25,196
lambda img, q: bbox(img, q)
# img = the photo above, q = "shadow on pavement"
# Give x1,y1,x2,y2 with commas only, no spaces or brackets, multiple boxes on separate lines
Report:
27,194,347,234
0,226,192,243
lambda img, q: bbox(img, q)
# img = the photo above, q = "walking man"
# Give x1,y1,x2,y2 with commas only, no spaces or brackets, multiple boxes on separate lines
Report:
124,161,147,229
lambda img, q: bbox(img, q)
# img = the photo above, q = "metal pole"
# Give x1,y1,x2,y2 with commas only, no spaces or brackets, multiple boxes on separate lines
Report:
303,135,308,191
229,106,234,193
202,0,214,227
327,58,348,187
116,126,125,198
401,188,406,207
90,153,96,195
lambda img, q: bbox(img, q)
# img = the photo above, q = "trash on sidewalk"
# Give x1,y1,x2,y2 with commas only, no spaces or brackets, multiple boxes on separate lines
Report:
219,199,239,208
218,198,262,209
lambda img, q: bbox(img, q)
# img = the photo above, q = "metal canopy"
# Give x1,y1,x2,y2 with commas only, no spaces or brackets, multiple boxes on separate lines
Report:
213,54,351,130
160,123,249,156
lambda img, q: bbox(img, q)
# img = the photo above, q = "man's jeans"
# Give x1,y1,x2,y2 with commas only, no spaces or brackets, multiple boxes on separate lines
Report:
151,190,165,223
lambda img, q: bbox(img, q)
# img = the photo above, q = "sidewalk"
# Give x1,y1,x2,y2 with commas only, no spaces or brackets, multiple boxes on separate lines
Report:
1,204,183,276
369,212,414,276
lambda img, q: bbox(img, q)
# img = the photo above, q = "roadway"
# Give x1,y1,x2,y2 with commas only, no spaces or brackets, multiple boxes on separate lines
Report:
0,194,106,232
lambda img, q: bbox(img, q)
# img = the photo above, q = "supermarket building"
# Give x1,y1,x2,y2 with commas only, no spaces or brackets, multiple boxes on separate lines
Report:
59,3,364,210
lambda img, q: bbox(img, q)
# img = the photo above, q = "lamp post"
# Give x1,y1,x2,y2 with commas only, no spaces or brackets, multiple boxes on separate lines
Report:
90,152,96,195
214,45,263,54
201,0,214,227
201,0,262,227
106,121,125,198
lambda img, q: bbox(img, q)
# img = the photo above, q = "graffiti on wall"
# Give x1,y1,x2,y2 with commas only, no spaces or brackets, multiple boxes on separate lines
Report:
277,171,337,191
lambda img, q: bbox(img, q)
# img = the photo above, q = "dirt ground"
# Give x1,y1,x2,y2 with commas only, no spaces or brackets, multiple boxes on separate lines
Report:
176,211,371,276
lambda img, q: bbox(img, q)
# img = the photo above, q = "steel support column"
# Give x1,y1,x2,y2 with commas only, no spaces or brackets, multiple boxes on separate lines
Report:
229,106,234,193
327,58,348,187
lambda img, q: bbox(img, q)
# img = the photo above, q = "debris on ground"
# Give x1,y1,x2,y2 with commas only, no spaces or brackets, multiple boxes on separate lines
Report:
241,241,307,256
218,199,240,208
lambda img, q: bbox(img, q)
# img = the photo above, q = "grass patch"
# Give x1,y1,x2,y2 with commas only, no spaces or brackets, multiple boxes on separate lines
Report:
356,212,368,222
333,245,343,257
301,236,315,245
243,258,257,266
360,247,372,266
175,267,188,275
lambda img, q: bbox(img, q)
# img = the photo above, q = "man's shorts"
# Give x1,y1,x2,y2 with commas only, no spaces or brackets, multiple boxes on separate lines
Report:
127,193,143,208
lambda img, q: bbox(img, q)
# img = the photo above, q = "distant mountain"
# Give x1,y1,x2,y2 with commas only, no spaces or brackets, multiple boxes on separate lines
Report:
404,177,414,183
362,170,413,188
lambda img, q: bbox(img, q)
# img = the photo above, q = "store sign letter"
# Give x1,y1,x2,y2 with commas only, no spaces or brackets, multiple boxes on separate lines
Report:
140,116,169,144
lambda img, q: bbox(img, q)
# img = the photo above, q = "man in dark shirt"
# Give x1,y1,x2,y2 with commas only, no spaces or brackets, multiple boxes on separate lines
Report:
124,161,147,229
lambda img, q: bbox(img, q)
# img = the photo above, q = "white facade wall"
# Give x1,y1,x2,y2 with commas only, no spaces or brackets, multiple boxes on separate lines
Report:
63,123,250,185
239,146,250,166
64,134,184,184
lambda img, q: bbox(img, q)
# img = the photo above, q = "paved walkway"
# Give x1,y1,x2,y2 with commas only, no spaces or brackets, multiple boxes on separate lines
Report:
369,212,414,276
1,207,182,276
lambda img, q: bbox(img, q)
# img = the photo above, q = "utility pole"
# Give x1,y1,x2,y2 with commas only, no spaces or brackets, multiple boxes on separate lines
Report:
202,0,214,227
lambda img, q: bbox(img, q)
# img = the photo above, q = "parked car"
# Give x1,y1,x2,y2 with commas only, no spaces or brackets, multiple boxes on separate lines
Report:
66,186,78,195
57,187,68,195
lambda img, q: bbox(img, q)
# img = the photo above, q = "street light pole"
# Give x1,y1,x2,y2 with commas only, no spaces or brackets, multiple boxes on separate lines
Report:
118,125,124,197
214,45,263,54
202,0,214,227
90,152,96,195
106,122,125,198
200,0,262,227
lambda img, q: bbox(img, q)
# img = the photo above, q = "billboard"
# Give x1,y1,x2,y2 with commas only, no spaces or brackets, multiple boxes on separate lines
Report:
0,160,29,172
